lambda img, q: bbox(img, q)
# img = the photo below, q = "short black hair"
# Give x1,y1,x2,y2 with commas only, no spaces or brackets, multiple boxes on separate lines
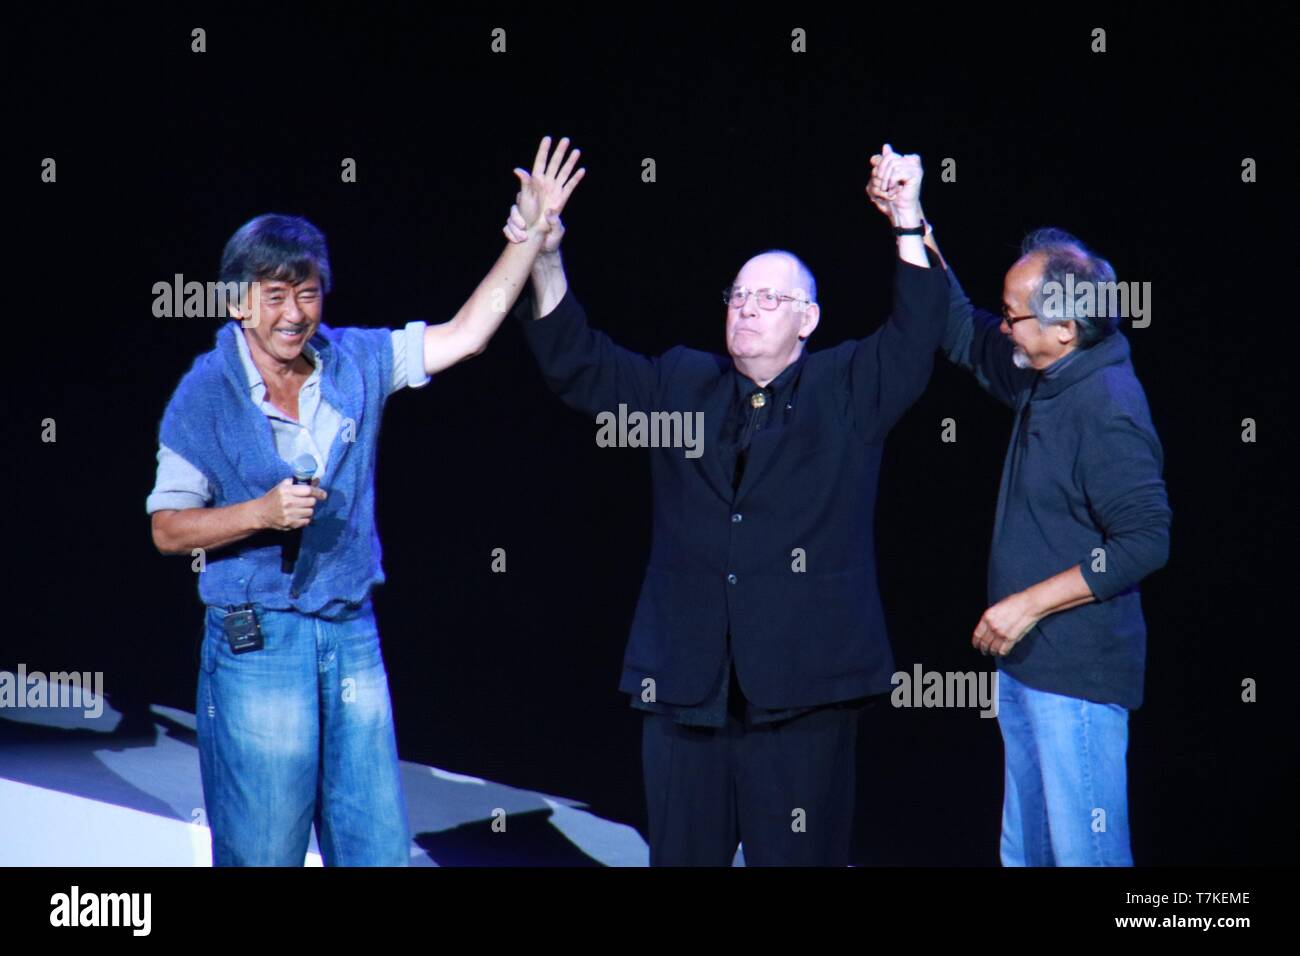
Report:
219,213,332,294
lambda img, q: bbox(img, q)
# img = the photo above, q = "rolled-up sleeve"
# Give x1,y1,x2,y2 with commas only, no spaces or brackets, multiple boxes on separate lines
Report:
1077,411,1172,601
390,321,432,394
146,444,212,513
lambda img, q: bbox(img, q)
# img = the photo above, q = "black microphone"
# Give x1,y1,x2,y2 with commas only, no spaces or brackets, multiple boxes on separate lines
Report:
281,454,318,575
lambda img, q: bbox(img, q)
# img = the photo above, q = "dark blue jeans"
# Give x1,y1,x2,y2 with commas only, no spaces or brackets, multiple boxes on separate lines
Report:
197,601,410,866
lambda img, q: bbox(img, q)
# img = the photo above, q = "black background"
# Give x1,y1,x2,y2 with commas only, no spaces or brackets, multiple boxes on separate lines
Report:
10,6,1291,865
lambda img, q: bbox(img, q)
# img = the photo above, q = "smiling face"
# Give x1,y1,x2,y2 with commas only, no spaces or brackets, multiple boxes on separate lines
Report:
232,267,323,368
725,253,820,372
1001,253,1076,370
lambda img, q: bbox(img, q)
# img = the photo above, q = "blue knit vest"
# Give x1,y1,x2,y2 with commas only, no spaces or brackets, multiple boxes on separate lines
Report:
159,321,394,615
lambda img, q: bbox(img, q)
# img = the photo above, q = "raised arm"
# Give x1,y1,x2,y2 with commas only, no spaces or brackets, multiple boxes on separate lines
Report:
933,243,1031,409
501,182,660,418
867,157,1031,410
847,146,951,441
420,136,585,376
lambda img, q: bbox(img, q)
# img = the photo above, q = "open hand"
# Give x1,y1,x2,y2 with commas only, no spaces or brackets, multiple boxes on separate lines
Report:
504,135,585,251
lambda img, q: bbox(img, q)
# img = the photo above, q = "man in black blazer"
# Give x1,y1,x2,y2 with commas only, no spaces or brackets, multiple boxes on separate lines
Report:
503,146,948,865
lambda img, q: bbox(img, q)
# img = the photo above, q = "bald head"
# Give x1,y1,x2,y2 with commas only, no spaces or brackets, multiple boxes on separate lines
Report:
736,250,817,305
725,249,821,385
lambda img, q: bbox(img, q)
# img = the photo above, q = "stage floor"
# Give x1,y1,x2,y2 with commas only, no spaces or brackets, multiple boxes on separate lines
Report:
0,692,652,866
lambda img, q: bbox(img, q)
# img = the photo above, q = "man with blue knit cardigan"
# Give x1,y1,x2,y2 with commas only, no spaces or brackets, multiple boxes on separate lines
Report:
147,137,584,866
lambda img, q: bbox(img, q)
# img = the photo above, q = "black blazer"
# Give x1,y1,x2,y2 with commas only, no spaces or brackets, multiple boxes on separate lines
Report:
517,259,950,709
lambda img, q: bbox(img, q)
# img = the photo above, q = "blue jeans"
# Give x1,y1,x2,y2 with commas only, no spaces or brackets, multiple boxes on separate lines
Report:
996,668,1133,866
197,601,410,866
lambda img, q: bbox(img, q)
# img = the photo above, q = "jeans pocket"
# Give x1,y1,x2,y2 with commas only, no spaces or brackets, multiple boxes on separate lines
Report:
201,608,224,675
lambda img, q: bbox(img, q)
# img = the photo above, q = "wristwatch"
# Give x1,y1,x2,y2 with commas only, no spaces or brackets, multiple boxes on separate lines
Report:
893,219,928,236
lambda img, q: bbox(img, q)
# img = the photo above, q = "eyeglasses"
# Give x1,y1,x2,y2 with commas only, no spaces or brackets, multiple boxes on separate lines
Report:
1001,305,1037,326
724,286,809,311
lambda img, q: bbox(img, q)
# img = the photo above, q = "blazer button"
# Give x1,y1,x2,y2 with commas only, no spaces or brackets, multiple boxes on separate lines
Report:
731,513,743,523
727,573,737,585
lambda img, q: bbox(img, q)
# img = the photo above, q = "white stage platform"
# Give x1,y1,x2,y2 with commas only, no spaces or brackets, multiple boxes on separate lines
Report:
0,696,650,867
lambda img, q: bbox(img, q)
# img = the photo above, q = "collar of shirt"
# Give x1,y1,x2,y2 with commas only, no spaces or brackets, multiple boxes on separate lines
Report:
1041,346,1083,380
731,352,806,407
233,325,323,411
